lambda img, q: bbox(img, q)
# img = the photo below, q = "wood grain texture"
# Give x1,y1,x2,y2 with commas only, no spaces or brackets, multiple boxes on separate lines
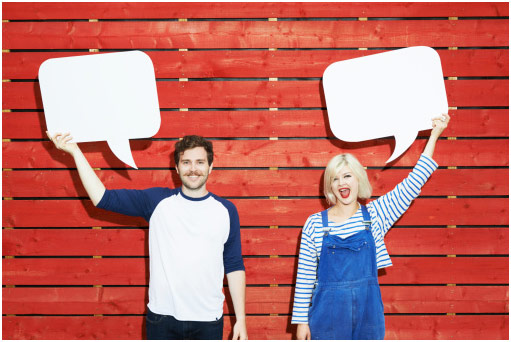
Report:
2,198,509,228
3,257,508,285
1,2,508,340
3,2,508,20
3,20,508,50
3,49,509,79
2,314,509,340
3,285,508,315
2,79,509,109
3,227,508,257
2,139,508,169
3,168,508,198
2,109,509,139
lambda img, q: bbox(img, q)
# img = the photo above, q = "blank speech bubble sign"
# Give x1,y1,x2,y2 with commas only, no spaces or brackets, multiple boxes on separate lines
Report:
39,51,161,169
323,46,448,163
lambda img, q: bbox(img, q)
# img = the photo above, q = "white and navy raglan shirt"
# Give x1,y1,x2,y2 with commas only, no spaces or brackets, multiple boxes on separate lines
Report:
97,187,245,321
291,154,438,324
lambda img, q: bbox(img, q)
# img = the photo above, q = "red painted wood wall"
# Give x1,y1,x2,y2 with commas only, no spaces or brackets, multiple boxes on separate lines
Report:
2,2,509,340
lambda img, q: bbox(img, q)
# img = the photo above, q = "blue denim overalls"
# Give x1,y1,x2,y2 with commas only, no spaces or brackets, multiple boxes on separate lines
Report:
308,205,385,340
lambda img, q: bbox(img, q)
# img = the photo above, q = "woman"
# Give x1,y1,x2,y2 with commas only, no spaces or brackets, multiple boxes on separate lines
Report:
291,113,450,340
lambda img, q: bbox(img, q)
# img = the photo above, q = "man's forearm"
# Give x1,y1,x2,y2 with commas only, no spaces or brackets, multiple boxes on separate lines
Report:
72,148,106,206
226,270,248,339
226,270,246,320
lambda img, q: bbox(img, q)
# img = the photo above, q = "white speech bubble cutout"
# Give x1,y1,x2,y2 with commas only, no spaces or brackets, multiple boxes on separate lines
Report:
323,46,448,163
39,51,161,169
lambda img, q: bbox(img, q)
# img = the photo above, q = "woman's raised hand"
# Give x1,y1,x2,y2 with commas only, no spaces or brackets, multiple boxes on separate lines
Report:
431,113,450,139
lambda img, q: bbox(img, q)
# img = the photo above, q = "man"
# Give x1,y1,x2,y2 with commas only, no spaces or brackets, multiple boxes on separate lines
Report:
47,132,248,340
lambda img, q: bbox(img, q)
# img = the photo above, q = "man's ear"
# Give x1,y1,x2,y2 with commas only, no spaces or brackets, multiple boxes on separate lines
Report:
208,162,214,174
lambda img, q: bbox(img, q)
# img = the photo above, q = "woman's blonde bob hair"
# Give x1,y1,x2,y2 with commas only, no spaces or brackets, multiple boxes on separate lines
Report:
323,153,372,205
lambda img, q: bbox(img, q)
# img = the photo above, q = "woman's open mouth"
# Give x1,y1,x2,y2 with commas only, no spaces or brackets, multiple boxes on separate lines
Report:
340,188,350,199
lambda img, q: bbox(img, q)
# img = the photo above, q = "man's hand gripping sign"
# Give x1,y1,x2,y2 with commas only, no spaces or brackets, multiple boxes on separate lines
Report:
323,46,449,163
39,51,161,169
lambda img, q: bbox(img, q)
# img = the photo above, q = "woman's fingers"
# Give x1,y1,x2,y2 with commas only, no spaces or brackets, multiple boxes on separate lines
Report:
432,113,450,128
432,113,449,122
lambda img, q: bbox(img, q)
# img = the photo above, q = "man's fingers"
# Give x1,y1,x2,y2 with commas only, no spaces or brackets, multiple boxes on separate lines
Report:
63,135,74,143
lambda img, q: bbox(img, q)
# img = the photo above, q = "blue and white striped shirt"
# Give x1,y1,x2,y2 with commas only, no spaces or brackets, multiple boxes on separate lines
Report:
291,154,438,324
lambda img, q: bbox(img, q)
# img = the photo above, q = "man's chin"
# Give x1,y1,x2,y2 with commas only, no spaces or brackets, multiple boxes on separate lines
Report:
181,178,208,192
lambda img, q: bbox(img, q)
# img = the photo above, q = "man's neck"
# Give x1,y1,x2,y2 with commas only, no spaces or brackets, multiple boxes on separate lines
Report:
181,186,209,198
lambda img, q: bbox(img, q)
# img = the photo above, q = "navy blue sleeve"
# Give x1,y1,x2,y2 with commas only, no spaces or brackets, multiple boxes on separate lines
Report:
97,187,175,222
218,198,245,274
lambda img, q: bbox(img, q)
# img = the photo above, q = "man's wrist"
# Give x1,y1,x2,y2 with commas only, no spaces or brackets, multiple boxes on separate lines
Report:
69,146,82,159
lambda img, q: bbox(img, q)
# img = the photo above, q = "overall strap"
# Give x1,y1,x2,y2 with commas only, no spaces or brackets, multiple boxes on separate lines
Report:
360,205,372,230
316,209,331,286
320,209,331,235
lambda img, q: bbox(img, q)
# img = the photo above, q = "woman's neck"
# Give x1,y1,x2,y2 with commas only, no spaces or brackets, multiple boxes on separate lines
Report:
328,201,359,223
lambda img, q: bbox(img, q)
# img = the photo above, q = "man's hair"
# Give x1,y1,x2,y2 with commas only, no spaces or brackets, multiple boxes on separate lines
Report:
323,153,372,205
174,135,214,166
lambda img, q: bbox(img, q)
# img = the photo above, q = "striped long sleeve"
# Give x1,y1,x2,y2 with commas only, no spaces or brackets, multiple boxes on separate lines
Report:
291,154,438,324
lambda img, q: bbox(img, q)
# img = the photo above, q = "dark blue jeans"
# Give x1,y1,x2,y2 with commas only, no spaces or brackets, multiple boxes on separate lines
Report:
146,309,224,340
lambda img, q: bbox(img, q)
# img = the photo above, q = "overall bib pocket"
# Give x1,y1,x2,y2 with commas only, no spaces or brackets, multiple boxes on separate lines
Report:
322,234,374,283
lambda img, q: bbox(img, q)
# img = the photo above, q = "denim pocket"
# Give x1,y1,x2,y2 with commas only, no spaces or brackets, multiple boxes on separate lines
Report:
321,236,374,282
327,240,368,253
206,316,223,325
146,309,164,324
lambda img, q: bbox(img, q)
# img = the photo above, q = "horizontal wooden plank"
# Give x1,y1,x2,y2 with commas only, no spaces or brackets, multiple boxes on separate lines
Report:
3,227,508,256
3,168,508,198
3,2,508,20
3,285,508,315
384,227,509,255
2,286,151,315
2,109,508,139
3,49,509,79
2,139,508,169
2,198,509,228
3,315,508,340
2,315,146,340
3,257,508,285
124,48,511,78
384,315,509,340
2,79,509,109
380,285,509,314
445,109,509,138
3,20,508,50
1,286,297,315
